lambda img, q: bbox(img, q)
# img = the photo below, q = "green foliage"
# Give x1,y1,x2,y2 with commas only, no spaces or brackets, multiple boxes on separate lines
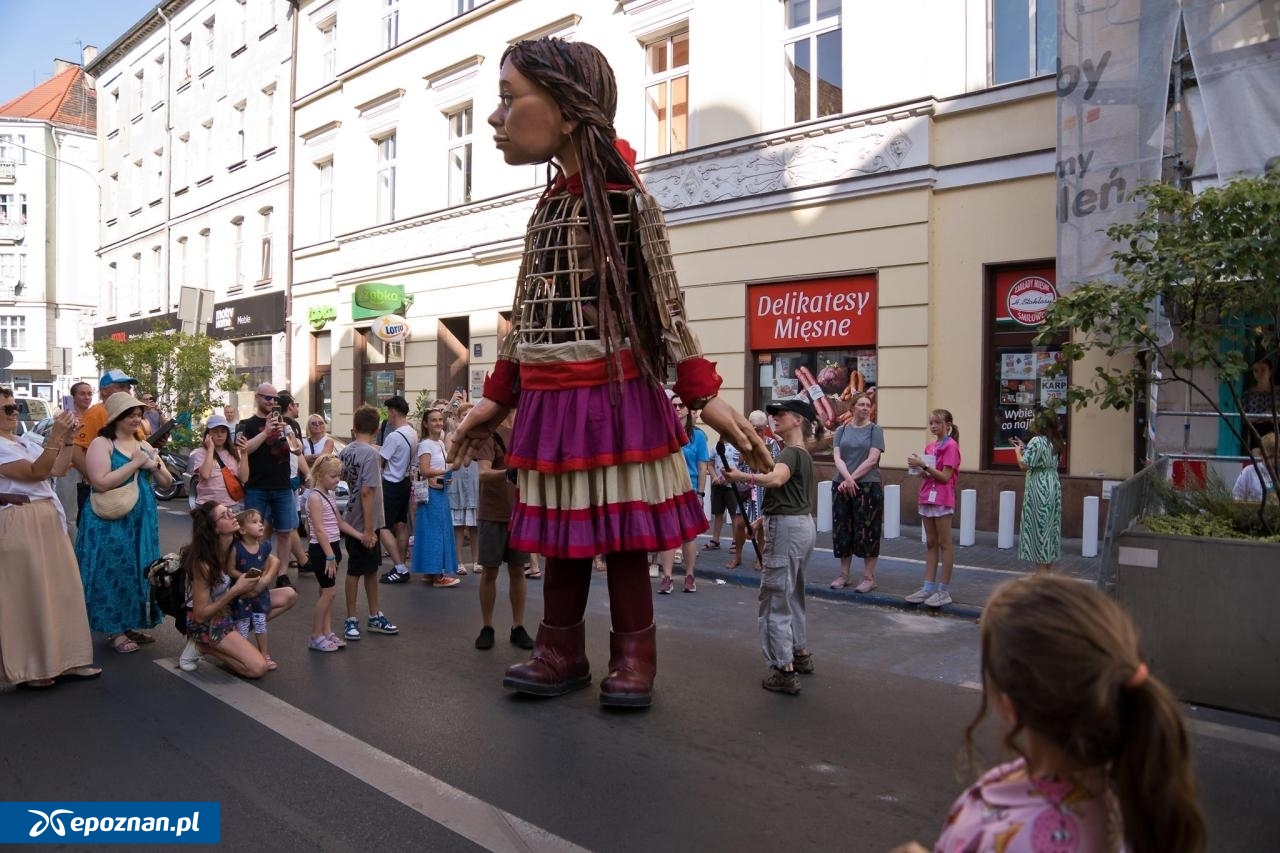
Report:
1144,467,1280,542
1038,170,1280,513
87,324,235,448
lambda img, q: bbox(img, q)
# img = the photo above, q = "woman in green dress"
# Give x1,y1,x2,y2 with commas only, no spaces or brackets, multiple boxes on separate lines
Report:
1011,409,1064,573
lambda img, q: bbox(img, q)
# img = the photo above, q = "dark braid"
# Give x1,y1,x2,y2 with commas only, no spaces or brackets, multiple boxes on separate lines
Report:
503,38,668,388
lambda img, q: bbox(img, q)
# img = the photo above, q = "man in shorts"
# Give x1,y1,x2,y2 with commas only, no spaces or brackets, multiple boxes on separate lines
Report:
473,416,534,651
238,383,302,587
376,395,416,583
339,405,398,641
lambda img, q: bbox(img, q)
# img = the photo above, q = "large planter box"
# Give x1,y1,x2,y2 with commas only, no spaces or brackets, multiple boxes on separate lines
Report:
1115,530,1280,719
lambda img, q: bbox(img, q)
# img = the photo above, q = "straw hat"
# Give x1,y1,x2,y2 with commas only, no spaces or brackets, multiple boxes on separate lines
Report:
104,392,147,423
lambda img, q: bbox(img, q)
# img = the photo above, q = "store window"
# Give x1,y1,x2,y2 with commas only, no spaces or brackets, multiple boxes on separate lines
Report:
356,328,404,409
234,337,273,391
312,331,331,421
748,275,877,439
984,264,1069,469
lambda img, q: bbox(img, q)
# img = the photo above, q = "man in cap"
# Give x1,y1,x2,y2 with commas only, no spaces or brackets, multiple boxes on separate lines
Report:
71,369,141,523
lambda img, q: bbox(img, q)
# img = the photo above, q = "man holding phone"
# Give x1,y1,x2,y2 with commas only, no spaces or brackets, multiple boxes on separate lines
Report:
238,382,302,588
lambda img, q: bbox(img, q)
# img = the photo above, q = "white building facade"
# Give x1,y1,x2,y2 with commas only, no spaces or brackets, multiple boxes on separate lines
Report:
0,58,100,400
87,0,294,414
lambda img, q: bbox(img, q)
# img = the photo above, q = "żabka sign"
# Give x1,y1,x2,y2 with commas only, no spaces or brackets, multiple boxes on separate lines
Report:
748,276,877,349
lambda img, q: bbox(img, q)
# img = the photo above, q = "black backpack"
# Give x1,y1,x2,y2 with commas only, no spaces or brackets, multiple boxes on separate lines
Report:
146,552,187,620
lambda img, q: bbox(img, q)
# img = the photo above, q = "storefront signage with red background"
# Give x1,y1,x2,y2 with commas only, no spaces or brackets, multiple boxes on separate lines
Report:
995,271,1058,328
748,275,877,349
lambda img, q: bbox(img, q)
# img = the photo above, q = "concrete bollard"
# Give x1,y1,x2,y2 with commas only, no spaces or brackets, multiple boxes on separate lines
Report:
997,490,1017,549
1081,495,1100,557
959,488,977,546
883,484,901,538
816,482,833,533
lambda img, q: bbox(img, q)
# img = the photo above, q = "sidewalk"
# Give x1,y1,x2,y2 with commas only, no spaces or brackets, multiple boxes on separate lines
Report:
684,524,1100,621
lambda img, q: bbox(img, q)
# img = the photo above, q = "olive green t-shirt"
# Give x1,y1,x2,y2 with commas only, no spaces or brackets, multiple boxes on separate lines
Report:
762,445,813,517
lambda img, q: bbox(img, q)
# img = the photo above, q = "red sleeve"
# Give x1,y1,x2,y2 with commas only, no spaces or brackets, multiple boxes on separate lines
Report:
482,358,520,408
673,357,722,408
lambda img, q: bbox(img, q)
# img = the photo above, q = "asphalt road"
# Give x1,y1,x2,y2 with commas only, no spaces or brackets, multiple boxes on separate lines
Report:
1,506,1277,852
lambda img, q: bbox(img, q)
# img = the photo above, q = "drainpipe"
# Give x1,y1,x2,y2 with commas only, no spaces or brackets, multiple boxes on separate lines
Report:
284,1,299,396
156,4,174,326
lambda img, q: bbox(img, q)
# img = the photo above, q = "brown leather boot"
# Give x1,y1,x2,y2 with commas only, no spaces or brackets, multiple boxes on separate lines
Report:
599,624,656,708
502,621,591,697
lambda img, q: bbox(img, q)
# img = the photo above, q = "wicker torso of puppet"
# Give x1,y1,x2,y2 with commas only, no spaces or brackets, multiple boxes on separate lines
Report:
499,188,699,366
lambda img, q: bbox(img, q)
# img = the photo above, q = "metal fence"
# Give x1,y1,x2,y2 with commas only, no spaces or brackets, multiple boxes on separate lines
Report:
1097,456,1171,594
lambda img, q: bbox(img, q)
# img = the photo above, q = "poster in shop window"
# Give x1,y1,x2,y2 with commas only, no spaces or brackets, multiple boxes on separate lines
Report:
994,347,1068,458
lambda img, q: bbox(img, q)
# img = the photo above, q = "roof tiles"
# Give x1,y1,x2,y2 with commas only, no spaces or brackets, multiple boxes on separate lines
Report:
0,66,97,132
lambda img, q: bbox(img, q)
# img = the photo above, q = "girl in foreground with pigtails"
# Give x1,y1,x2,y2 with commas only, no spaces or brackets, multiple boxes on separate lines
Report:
893,575,1205,853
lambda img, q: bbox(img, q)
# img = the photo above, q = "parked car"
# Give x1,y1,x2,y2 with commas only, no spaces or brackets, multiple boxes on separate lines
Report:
13,397,52,432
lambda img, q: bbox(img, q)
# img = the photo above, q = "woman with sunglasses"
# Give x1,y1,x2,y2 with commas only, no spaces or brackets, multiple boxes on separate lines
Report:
0,388,101,688
302,414,335,465
75,392,172,654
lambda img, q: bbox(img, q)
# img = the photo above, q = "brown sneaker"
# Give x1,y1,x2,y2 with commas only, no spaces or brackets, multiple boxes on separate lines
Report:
762,668,801,695
793,651,814,675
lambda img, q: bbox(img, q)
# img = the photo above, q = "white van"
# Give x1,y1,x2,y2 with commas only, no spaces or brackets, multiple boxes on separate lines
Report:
13,396,51,430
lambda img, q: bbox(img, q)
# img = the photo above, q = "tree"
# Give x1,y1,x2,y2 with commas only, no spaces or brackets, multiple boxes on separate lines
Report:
88,324,236,447
1039,170,1280,529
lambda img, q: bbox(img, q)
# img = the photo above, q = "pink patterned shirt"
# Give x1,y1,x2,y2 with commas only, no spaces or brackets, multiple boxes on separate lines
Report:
935,759,1123,853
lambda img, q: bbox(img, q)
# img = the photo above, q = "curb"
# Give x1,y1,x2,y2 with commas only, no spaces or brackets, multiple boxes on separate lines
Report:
690,565,984,622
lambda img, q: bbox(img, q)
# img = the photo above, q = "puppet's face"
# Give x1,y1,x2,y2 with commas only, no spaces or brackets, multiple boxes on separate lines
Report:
489,59,578,172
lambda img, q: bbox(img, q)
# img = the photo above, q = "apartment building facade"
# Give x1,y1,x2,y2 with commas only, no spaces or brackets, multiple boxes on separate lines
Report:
288,0,1125,532
0,58,100,399
87,0,294,414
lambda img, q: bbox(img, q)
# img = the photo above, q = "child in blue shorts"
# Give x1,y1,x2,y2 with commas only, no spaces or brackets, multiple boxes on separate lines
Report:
229,508,278,670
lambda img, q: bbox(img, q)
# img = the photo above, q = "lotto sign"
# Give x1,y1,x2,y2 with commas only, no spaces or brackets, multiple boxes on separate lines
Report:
371,315,411,343
1006,276,1058,327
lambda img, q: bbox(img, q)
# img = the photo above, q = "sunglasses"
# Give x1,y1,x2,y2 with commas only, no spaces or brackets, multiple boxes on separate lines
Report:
258,394,279,402
1,404,19,416
673,402,687,409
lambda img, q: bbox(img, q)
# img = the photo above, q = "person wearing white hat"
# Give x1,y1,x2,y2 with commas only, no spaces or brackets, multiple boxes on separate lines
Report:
75,393,172,654
189,415,250,509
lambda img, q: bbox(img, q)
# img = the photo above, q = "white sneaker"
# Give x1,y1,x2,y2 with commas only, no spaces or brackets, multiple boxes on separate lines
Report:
178,639,202,672
924,590,953,608
904,587,931,604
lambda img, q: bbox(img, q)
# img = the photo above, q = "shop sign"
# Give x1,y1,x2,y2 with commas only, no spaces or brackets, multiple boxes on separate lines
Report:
371,315,411,343
93,312,181,341
210,292,286,340
308,305,337,330
1006,275,1058,326
748,275,877,350
351,282,413,321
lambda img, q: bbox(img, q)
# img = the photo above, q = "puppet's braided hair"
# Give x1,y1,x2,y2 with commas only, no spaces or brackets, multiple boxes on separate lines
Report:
502,37,668,389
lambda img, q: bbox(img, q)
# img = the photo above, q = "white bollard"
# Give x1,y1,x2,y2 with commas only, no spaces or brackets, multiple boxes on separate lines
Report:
816,481,833,533
959,488,977,547
1081,495,1100,557
997,490,1017,549
883,484,901,539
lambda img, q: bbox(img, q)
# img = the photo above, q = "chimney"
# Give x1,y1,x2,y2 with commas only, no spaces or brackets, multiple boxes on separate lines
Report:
54,58,76,75
83,45,98,66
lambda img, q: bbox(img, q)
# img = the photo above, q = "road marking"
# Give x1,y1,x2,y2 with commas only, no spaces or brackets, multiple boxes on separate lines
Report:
1187,717,1280,754
156,658,592,853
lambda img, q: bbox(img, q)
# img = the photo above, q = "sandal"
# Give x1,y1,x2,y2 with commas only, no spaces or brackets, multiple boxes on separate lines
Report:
701,541,721,550
263,655,278,671
854,578,878,594
830,576,850,590
524,567,543,579
20,678,57,689
725,550,742,569
456,564,469,576
59,665,102,680
110,635,139,654
125,630,156,645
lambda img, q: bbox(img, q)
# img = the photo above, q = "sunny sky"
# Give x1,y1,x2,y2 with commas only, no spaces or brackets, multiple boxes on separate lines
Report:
0,0,160,105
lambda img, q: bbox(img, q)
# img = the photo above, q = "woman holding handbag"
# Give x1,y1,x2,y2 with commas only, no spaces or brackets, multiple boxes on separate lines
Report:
76,392,172,654
188,415,249,508
829,393,885,592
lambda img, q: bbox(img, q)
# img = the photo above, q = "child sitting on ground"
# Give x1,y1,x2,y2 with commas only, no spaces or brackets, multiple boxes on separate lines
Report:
228,508,278,671
892,575,1205,853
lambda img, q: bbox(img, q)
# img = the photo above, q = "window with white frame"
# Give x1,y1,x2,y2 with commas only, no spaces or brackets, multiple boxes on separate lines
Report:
150,148,164,201
317,159,334,239
0,134,26,164
992,0,1057,84
783,0,842,123
455,0,477,14
235,0,248,48
0,252,26,287
105,262,118,316
133,159,143,207
175,135,188,187
131,252,142,311
447,105,472,206
108,173,119,216
259,208,273,283
133,70,145,115
199,119,213,178
233,101,246,162
644,31,690,157
199,228,211,288
376,133,397,223
261,84,276,150
0,193,26,224
176,236,188,286
150,246,163,309
154,54,166,103
0,316,25,350
202,17,216,71
381,0,400,51
108,89,120,133
320,19,338,82
179,35,192,82
231,216,244,289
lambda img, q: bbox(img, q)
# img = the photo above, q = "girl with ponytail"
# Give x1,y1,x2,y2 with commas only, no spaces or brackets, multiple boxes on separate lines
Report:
894,575,1206,853
449,37,772,708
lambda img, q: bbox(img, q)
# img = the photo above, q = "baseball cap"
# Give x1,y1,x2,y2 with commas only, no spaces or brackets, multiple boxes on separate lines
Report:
99,368,138,390
766,399,815,422
203,414,231,433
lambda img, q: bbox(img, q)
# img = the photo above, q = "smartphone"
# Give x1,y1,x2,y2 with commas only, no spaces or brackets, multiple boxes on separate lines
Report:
270,404,281,417
61,394,74,412
243,569,263,579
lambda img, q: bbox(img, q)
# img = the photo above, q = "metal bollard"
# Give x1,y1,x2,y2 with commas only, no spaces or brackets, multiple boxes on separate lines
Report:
816,481,833,533
883,483,901,538
997,490,1017,549
1081,495,1100,557
959,488,977,546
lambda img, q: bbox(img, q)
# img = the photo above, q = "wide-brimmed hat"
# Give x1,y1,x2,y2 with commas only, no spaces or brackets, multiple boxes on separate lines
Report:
203,414,231,433
105,392,147,423
99,368,138,390
766,399,815,422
